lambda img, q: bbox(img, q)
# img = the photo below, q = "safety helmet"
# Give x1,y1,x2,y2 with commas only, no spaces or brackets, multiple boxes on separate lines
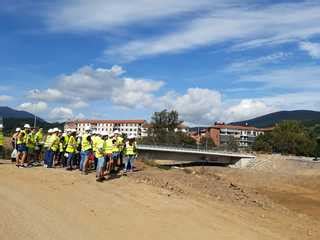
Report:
24,124,31,129
48,129,54,133
84,126,91,131
16,127,21,132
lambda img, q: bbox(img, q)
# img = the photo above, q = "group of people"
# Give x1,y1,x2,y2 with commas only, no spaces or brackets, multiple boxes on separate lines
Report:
12,124,138,182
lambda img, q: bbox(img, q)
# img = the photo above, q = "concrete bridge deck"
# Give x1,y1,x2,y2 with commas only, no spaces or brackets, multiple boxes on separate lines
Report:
136,144,256,167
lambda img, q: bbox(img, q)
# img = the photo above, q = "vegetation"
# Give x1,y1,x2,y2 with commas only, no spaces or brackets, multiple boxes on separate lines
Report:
253,120,319,157
139,110,197,147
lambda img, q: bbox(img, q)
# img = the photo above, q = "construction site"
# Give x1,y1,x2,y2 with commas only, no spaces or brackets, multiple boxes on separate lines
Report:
1,149,320,240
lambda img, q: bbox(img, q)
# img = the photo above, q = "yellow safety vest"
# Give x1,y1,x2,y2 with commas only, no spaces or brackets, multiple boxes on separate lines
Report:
95,138,105,158
104,138,113,154
92,136,98,153
17,131,26,144
35,130,43,143
0,130,3,146
116,136,124,151
125,141,136,155
66,136,76,153
81,134,92,151
26,132,36,149
50,134,60,152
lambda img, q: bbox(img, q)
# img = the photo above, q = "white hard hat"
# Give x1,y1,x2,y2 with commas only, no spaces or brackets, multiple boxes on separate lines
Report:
109,133,114,137
0,124,3,128
16,127,21,132
48,129,53,133
113,130,120,134
71,129,77,133
62,133,67,137
58,129,62,133
101,131,108,136
84,126,91,131
53,127,59,132
128,135,135,140
24,124,31,129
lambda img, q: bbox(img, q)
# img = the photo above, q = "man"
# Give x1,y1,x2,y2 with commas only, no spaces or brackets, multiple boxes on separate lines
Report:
35,128,44,163
44,129,53,167
91,131,99,170
65,130,77,171
95,133,106,182
123,136,137,174
0,124,4,159
47,128,60,168
26,128,36,165
16,124,30,168
114,130,124,168
11,128,20,162
104,133,113,175
80,126,93,175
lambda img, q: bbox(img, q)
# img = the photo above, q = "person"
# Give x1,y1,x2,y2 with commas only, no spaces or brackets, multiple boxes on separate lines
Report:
65,130,77,171
111,133,120,172
80,126,93,175
114,130,124,168
104,133,113,175
47,128,60,168
123,136,137,174
44,129,53,167
26,128,36,165
0,124,4,159
11,128,20,162
35,128,44,163
16,124,30,168
95,133,106,182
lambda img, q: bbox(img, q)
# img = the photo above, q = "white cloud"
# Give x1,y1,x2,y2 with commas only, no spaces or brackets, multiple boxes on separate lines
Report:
46,0,213,32
28,88,65,101
299,41,320,58
49,107,74,122
0,95,12,103
158,88,222,125
226,52,290,72
106,1,320,60
17,101,48,113
224,99,274,122
111,78,164,108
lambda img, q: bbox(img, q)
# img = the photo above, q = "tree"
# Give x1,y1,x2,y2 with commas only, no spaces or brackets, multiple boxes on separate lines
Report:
253,133,273,153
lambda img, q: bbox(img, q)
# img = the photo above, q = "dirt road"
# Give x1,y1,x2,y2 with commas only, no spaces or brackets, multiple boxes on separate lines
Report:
0,160,319,240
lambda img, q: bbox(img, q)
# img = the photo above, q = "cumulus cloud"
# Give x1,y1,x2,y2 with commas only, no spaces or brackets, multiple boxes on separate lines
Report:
28,88,65,101
299,41,320,58
49,107,74,122
224,99,274,122
111,78,164,108
17,101,48,113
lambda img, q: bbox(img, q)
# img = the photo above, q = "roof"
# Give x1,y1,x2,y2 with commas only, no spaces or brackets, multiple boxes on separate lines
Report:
67,119,146,124
210,124,273,132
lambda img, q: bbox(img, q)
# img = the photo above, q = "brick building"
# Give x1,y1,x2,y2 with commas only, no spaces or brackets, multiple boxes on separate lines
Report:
208,122,273,147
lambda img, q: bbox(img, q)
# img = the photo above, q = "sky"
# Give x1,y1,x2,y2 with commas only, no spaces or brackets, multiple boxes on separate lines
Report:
0,0,320,125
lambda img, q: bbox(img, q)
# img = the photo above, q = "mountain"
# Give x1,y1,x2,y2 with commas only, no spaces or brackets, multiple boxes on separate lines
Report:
0,106,42,120
231,110,320,128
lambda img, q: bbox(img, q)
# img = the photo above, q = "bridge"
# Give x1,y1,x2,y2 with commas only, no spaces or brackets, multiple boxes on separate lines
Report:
136,144,256,168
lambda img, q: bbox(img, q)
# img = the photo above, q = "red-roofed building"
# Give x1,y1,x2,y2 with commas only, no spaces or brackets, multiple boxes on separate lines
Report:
65,119,147,137
208,122,273,147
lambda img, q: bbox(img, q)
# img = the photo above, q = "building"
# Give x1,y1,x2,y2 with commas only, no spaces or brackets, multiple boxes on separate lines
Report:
64,119,147,138
208,122,273,147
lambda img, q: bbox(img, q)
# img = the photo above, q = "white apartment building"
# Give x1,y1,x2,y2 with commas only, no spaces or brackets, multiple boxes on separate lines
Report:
65,119,147,138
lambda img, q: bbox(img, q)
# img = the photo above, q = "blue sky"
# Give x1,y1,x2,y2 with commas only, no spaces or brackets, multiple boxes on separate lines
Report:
0,0,320,125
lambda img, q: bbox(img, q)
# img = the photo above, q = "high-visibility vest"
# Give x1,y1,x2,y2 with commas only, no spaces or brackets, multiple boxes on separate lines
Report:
104,138,113,154
116,136,124,150
95,137,105,158
112,138,119,153
125,141,136,155
35,130,43,143
44,135,52,148
50,134,60,152
66,136,76,153
17,131,26,144
26,132,36,149
92,136,98,153
0,130,3,146
81,134,92,151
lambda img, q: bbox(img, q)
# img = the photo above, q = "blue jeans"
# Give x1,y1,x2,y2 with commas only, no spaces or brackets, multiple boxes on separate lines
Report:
124,155,135,171
67,153,74,169
80,151,89,171
96,157,106,176
47,150,54,168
